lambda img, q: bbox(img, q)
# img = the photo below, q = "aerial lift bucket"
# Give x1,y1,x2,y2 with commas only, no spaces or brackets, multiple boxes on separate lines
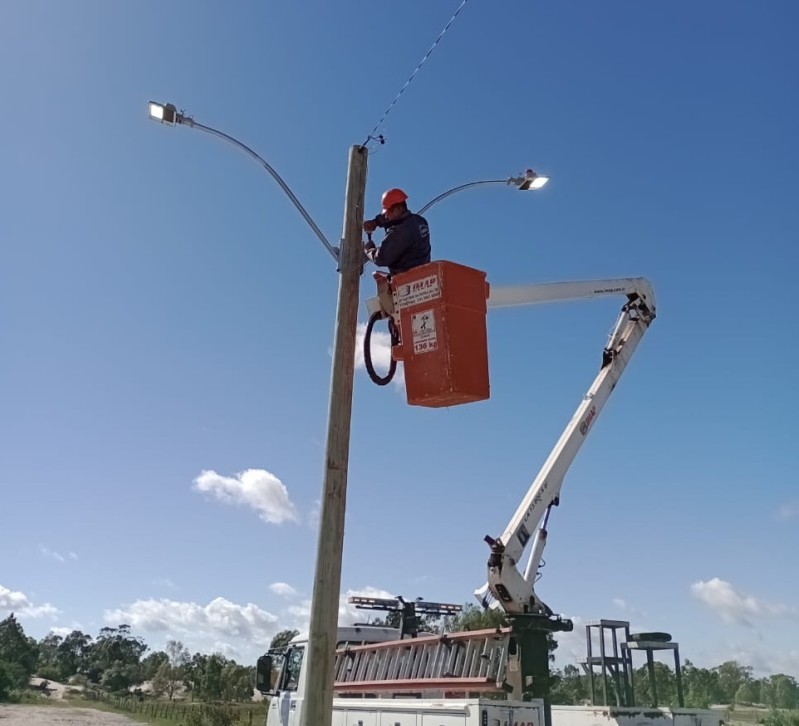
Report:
365,260,490,408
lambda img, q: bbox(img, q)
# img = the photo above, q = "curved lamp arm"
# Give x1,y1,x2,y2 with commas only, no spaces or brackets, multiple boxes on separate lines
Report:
148,102,337,262
418,171,549,216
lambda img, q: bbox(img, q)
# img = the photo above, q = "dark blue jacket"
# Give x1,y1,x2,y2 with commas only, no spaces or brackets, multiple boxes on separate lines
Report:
373,212,431,275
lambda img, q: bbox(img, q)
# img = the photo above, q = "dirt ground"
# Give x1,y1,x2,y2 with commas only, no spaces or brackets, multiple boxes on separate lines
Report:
0,704,140,725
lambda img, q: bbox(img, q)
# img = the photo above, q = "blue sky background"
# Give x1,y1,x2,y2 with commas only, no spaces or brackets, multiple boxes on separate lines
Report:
2,0,798,674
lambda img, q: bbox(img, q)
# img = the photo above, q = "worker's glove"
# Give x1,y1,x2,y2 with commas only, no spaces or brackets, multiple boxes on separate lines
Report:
364,238,376,251
363,214,387,234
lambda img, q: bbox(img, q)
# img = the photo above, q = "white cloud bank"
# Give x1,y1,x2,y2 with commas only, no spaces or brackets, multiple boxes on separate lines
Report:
105,596,280,649
269,583,298,599
0,584,59,618
193,469,297,524
691,577,798,627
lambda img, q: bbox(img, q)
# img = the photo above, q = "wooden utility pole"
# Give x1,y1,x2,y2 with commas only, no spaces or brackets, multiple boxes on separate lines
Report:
300,144,368,726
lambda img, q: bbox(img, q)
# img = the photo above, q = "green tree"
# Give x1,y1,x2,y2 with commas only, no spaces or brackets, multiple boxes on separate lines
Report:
446,603,504,632
0,614,39,689
715,661,752,703
682,660,722,708
37,633,64,681
771,674,798,709
151,661,171,698
0,661,12,701
86,625,147,686
551,664,587,705
760,677,775,707
184,653,208,700
167,640,190,668
735,679,759,705
634,661,678,707
57,630,93,680
221,662,254,702
142,651,169,681
202,654,225,701
270,630,299,650
153,640,190,700
101,660,138,693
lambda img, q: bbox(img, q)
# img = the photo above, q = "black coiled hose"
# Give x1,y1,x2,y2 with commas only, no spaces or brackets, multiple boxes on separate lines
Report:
364,311,400,386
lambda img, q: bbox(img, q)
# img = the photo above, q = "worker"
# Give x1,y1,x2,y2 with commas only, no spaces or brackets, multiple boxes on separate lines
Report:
363,188,431,275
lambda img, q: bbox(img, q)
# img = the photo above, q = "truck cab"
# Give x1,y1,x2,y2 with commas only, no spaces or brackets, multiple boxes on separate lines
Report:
257,625,402,726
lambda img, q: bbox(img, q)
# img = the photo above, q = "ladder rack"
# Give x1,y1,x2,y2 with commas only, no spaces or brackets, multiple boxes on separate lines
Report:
333,627,511,694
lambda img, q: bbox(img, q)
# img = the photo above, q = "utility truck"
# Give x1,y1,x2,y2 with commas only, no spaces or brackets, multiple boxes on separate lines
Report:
257,278,722,726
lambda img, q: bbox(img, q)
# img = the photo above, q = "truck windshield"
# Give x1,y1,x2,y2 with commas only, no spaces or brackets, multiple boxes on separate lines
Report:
284,646,304,691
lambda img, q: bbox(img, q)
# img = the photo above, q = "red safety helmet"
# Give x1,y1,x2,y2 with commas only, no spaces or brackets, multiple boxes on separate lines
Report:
381,187,408,211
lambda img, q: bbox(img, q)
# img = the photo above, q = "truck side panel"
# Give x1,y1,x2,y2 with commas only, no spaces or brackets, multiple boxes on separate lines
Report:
330,699,544,726
550,706,724,726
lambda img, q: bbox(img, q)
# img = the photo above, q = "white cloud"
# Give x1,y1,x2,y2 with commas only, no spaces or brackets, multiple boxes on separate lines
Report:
287,600,311,624
553,616,587,666
269,583,298,599
355,322,405,387
284,586,397,633
39,545,73,563
777,501,799,521
105,596,280,649
691,578,798,627
211,641,242,659
0,584,59,619
0,584,31,611
193,469,298,524
339,587,397,626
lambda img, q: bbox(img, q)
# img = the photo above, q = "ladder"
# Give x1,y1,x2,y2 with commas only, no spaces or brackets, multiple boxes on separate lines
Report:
333,627,511,694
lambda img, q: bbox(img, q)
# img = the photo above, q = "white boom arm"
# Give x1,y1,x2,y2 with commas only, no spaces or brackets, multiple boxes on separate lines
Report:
476,277,656,616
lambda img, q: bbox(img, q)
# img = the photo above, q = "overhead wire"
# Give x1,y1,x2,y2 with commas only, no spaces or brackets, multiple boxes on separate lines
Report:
361,0,471,147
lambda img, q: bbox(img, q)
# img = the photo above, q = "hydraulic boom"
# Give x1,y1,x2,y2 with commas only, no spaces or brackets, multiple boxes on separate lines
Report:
477,278,656,616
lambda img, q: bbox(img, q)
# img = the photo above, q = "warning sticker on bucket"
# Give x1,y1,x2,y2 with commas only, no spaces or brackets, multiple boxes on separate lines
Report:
395,274,440,310
411,309,437,354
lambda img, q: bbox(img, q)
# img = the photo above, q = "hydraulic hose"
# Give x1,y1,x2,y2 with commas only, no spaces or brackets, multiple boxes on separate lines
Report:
364,311,399,386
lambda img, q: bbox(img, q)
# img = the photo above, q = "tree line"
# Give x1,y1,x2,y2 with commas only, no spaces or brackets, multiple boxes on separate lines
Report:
2,609,798,710
0,613,253,702
550,660,799,710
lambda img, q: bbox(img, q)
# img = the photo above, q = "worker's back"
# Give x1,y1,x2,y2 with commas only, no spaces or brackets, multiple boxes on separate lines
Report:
378,211,430,274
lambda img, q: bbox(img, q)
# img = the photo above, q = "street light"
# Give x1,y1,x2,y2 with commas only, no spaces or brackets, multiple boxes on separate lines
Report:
418,168,549,215
147,101,338,261
147,101,367,726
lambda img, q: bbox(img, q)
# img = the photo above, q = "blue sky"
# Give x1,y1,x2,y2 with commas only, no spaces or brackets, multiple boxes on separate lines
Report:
2,0,798,675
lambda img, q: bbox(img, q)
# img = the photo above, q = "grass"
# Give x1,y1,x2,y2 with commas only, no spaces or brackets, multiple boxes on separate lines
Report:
76,698,176,725
67,692,268,726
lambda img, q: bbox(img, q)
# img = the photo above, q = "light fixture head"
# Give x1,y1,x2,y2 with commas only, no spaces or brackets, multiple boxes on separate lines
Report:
148,101,179,125
517,168,550,191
